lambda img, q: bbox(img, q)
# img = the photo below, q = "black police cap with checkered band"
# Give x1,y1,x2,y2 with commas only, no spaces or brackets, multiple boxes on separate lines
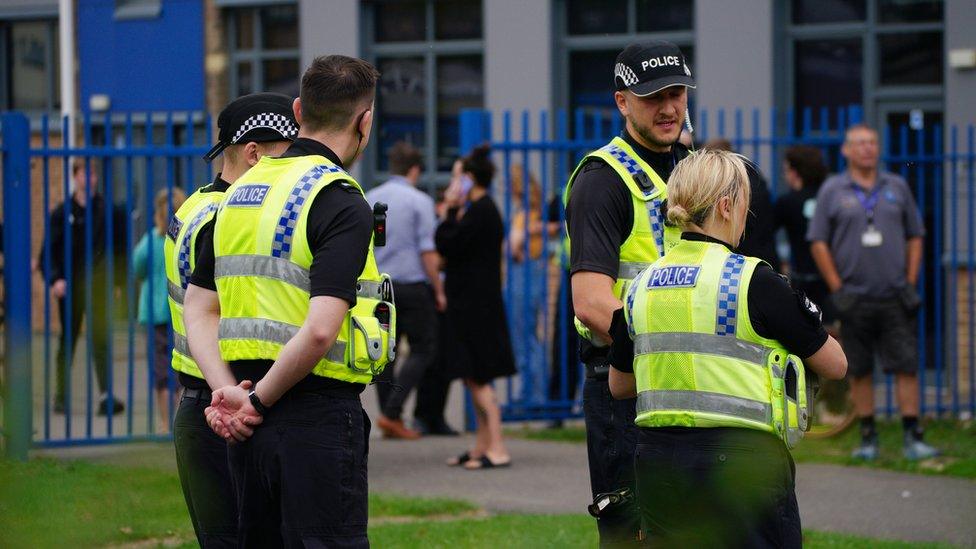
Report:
614,40,696,97
204,92,299,162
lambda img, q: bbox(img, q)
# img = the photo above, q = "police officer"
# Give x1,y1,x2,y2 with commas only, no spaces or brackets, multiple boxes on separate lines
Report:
609,149,847,547
165,92,297,547
184,55,394,547
564,39,694,545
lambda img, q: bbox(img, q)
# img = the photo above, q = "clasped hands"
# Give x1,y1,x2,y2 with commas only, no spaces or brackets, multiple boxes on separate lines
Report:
205,380,264,442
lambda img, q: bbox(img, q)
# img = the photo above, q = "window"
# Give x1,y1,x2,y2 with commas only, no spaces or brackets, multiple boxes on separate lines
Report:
114,0,162,20
364,0,484,180
558,0,695,132
226,3,300,100
1,19,60,112
783,0,944,128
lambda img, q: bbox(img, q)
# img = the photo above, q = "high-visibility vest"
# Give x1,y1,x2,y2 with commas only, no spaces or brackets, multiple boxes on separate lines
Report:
213,154,395,384
625,238,810,448
164,185,224,380
562,136,681,342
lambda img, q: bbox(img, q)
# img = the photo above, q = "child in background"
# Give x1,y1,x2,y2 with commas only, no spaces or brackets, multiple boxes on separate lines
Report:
134,187,186,433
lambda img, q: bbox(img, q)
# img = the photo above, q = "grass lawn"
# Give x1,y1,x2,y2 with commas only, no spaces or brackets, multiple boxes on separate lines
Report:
0,457,962,548
513,420,976,479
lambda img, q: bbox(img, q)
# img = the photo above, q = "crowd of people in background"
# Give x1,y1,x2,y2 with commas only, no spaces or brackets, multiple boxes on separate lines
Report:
38,123,937,463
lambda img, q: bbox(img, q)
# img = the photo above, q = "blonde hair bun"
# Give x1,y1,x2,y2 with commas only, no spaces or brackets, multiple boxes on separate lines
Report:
666,203,691,226
666,149,751,231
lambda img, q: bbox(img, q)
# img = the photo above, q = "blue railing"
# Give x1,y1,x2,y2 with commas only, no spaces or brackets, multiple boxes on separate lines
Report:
459,106,976,425
1,106,974,455
2,111,213,455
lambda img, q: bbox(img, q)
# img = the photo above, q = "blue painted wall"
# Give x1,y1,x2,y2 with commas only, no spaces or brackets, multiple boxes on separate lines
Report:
78,0,205,113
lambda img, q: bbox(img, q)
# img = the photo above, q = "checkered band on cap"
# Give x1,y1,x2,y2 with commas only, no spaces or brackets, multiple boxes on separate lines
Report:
615,63,639,87
715,254,746,336
177,203,218,288
271,164,346,260
232,112,299,144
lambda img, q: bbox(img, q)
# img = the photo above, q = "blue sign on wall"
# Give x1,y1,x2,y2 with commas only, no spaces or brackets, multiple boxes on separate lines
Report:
78,0,205,113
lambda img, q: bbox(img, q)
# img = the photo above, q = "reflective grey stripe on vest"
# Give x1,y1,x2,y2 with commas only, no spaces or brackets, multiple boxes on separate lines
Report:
168,280,185,305
633,332,770,366
215,254,311,293
173,331,190,356
218,317,346,363
637,389,772,425
619,261,652,280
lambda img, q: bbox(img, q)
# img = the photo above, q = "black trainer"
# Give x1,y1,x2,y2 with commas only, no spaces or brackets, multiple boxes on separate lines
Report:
97,396,125,416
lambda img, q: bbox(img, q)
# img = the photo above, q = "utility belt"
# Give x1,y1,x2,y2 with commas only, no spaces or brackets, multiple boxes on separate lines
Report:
181,387,212,404
585,363,611,380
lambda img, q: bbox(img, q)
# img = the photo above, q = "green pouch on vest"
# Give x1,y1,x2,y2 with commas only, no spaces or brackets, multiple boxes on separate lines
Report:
767,350,787,439
350,316,385,374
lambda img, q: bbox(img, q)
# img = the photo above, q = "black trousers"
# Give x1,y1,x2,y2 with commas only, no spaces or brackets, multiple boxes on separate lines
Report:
173,388,238,548
375,282,438,420
414,312,453,425
635,428,801,548
228,391,370,548
583,376,640,546
55,286,111,400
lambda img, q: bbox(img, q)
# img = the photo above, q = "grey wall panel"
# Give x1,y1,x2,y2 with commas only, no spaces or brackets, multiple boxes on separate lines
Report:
300,0,360,66
484,0,553,141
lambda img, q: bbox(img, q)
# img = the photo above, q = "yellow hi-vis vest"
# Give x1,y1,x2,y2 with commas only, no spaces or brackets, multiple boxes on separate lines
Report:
624,238,810,449
164,185,224,379
213,155,395,385
562,136,681,342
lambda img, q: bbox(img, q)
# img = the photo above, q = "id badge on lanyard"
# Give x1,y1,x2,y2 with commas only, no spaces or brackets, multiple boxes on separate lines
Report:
853,184,884,248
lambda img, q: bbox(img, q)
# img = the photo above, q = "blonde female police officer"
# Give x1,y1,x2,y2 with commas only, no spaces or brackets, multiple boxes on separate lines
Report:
608,150,847,547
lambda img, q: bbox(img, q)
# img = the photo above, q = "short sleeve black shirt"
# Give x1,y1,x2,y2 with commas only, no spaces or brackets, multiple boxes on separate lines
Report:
565,130,690,365
188,138,373,395
610,233,828,373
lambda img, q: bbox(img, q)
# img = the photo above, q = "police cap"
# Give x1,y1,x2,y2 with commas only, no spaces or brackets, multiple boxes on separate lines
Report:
613,40,696,97
204,92,299,162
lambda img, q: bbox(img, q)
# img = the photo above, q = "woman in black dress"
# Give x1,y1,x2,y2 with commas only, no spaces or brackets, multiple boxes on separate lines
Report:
436,144,516,469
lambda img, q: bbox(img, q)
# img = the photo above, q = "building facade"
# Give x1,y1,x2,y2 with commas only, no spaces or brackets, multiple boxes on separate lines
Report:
3,0,972,185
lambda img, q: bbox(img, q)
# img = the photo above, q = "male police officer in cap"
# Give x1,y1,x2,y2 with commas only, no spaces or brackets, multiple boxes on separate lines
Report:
165,92,297,547
564,39,695,545
185,55,394,548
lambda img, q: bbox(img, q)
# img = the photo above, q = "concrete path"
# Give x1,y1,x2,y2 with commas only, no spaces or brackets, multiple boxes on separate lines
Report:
40,433,976,546
369,435,976,547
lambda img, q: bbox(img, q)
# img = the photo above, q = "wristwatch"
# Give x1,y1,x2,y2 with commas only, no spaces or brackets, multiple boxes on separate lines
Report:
248,390,270,416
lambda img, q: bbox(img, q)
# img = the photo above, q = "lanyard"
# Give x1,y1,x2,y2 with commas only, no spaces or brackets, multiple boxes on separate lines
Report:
851,183,883,224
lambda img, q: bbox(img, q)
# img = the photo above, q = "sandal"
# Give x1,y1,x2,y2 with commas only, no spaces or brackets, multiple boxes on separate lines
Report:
446,452,472,466
464,455,511,470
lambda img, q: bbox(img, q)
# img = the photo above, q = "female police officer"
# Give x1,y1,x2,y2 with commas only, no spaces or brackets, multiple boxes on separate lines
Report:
608,149,847,547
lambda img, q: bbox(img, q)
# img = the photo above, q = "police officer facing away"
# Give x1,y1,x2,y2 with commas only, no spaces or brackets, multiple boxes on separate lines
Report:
609,150,847,546
184,55,394,547
564,40,694,545
165,92,297,547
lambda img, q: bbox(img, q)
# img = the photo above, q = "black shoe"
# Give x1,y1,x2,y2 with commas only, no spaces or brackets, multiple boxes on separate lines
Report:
53,398,66,415
415,417,460,436
546,419,565,430
97,396,125,416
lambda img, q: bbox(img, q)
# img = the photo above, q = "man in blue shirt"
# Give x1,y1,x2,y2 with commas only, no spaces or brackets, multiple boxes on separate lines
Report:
367,142,446,439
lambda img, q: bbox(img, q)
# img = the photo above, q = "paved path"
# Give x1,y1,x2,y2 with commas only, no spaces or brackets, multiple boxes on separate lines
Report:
42,434,976,546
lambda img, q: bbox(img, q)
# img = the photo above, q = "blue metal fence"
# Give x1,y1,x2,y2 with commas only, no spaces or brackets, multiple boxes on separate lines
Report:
1,106,974,454
458,106,976,425
1,111,212,454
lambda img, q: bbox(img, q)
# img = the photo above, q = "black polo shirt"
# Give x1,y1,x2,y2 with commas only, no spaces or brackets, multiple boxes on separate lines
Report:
565,130,690,366
609,232,828,374
189,138,373,395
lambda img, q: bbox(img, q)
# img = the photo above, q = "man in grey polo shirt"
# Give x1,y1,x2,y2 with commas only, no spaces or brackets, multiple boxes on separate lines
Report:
367,141,446,439
808,123,939,461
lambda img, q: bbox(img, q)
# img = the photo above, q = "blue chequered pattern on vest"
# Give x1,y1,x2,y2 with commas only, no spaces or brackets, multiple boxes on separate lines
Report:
715,253,746,336
177,203,218,288
271,164,345,259
603,144,665,257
